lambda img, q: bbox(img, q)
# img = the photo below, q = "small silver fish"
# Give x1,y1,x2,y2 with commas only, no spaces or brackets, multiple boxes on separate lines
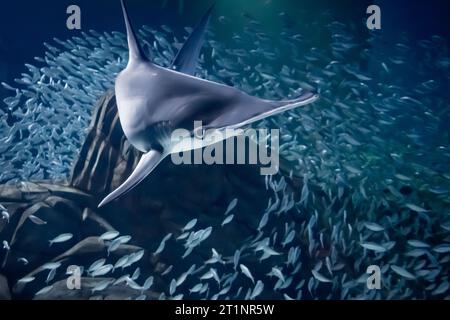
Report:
433,244,450,253
224,198,238,215
363,222,384,232
42,262,61,270
218,286,231,297
169,279,177,296
233,249,241,270
182,247,193,259
88,258,106,273
100,230,120,240
441,221,450,231
221,214,234,226
210,268,221,284
18,276,35,284
250,280,264,299
49,233,73,246
282,230,296,247
258,212,269,230
143,276,154,291
390,265,416,280
176,232,190,240
114,274,131,285
162,265,173,276
312,269,332,283
200,227,212,242
125,250,145,267
432,282,449,295
108,235,132,254
35,285,53,296
115,235,132,244
360,242,387,253
28,215,47,225
182,218,197,232
239,264,254,283
189,283,203,294
3,240,10,250
153,233,172,255
284,293,295,300
200,269,215,280
46,268,56,284
131,267,141,280
205,249,224,264
1,211,10,223
394,173,412,181
91,279,112,293
114,255,129,270
1,82,16,91
407,240,430,248
91,264,113,277
405,203,428,213
269,267,285,283
176,268,192,286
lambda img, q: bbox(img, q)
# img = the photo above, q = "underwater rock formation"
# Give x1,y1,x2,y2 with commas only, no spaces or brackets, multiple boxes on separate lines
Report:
70,90,141,197
0,274,11,299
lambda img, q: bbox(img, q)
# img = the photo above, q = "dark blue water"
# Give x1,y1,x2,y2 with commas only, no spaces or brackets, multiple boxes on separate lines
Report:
1,0,449,101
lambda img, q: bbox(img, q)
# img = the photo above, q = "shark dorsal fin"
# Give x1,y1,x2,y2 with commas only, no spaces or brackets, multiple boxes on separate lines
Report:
171,4,215,75
120,0,147,64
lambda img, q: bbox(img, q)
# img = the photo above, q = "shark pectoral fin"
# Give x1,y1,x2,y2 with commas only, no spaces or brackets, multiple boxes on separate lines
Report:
269,90,319,110
245,91,319,125
215,90,319,130
98,149,165,207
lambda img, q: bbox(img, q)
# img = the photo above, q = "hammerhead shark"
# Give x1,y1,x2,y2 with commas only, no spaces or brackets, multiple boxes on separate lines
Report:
98,0,318,207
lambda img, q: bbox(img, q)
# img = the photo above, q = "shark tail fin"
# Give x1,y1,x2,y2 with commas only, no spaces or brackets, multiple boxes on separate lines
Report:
120,0,147,64
98,149,165,207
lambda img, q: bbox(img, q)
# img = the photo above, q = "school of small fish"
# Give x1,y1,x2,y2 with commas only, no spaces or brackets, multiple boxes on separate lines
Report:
0,8,449,300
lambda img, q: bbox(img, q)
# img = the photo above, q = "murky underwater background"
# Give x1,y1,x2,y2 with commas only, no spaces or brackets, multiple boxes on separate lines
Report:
0,0,449,300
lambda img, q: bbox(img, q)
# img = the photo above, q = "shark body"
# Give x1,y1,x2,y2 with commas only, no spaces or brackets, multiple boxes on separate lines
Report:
98,1,318,207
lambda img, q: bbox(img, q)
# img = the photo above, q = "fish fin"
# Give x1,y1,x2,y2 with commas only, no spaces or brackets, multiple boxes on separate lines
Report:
205,89,319,130
247,91,319,126
98,149,165,207
171,4,215,75
120,0,147,63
